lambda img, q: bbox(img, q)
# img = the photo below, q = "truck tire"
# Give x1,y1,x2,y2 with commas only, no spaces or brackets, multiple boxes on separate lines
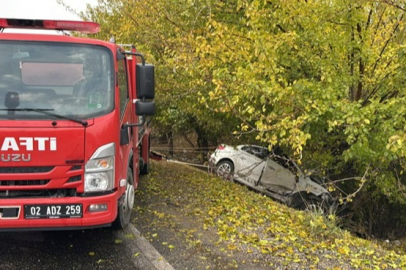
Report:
113,167,134,229
140,162,149,175
140,139,150,175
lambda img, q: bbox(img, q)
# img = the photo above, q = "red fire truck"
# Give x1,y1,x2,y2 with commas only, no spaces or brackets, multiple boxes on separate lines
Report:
0,19,155,230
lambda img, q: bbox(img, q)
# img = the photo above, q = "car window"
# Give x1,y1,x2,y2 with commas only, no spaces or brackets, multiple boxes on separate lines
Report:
256,147,270,159
241,146,254,156
270,154,298,174
241,146,269,159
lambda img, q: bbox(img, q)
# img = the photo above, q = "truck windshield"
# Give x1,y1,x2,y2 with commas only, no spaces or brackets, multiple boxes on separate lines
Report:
0,41,114,120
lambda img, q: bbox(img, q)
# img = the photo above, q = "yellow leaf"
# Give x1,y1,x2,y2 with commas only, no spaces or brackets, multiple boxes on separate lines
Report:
124,233,135,239
227,244,237,250
261,248,270,254
289,235,297,241
338,246,350,255
365,249,374,255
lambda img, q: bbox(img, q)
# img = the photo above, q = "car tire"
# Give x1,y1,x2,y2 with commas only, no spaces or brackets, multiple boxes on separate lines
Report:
216,160,234,181
113,167,134,229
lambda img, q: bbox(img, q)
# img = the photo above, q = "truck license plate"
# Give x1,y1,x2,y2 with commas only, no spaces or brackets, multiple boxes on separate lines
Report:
24,204,83,219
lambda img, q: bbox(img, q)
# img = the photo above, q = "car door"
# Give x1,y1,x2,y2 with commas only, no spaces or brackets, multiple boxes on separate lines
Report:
258,158,296,195
235,146,266,185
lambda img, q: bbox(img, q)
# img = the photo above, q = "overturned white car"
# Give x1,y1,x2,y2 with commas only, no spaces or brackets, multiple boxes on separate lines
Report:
209,144,333,212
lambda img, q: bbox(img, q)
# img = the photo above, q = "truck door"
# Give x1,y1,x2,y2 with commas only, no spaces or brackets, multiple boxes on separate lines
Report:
117,57,135,178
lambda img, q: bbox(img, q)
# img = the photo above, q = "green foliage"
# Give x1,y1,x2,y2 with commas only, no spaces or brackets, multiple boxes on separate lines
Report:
80,0,238,147
79,0,406,217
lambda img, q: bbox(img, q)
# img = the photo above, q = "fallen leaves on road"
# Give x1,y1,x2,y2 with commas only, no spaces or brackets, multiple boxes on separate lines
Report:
133,161,406,269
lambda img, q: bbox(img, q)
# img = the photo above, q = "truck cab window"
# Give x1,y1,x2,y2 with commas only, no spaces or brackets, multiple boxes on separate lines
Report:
0,41,114,120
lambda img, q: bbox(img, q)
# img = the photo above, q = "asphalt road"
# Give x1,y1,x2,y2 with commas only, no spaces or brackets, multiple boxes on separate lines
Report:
0,224,173,270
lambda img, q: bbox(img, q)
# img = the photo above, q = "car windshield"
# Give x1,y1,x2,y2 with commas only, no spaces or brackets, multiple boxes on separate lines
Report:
0,41,114,120
269,147,302,176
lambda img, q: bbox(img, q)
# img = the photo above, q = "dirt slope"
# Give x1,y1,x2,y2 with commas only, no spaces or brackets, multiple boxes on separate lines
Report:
132,160,406,270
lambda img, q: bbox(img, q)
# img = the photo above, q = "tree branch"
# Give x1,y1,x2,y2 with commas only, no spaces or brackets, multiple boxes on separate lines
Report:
371,14,403,77
380,0,406,12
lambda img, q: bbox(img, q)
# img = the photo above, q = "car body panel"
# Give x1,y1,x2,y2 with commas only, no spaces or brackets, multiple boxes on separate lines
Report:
259,158,296,195
235,148,265,185
209,144,331,207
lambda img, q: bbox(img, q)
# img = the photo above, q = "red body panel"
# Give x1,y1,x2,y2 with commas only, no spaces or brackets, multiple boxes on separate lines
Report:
0,126,85,166
0,30,149,230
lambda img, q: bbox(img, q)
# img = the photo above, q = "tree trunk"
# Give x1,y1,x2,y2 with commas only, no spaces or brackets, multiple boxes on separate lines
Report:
167,130,174,157
194,125,209,163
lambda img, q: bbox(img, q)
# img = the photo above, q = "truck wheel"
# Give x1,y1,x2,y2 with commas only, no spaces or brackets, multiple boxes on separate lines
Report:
113,167,134,229
140,162,149,175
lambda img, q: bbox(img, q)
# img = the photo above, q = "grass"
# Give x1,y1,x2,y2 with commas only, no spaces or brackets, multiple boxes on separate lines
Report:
134,160,406,269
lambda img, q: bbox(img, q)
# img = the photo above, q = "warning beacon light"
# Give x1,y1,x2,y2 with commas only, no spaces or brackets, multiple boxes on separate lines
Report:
0,18,100,34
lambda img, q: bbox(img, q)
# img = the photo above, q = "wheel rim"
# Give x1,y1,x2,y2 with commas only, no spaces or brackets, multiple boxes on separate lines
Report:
217,162,233,180
123,181,135,215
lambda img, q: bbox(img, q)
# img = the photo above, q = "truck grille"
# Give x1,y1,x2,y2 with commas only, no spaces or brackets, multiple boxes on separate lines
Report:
67,176,81,183
0,188,76,198
69,165,82,171
0,167,54,174
0,166,81,198
0,180,50,186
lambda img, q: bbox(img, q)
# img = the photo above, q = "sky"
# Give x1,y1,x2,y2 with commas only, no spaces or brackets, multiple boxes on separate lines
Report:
0,0,99,20
0,0,99,33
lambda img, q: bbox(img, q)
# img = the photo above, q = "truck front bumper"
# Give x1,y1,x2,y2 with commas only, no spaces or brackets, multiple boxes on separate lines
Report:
0,191,119,231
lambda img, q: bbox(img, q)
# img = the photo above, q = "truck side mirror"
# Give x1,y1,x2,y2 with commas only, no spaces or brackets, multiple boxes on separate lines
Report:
4,91,19,118
5,91,20,109
121,100,155,144
135,100,155,116
136,64,154,99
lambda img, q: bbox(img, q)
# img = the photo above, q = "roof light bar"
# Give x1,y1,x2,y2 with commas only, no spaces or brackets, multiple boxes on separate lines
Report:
0,18,100,34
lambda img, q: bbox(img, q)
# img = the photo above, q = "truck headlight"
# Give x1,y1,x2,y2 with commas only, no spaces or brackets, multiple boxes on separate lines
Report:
85,155,115,193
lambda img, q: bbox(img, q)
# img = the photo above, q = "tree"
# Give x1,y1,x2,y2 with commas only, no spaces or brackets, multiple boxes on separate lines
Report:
74,0,240,158
73,0,406,236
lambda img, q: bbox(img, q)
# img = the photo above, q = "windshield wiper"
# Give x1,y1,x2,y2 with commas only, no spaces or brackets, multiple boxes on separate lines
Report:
0,108,88,127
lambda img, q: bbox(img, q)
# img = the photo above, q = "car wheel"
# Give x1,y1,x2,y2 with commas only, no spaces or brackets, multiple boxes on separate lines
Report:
113,167,134,229
216,160,234,181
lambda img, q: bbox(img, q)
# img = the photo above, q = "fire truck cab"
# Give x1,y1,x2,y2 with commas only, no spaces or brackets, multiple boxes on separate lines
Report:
0,19,155,230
